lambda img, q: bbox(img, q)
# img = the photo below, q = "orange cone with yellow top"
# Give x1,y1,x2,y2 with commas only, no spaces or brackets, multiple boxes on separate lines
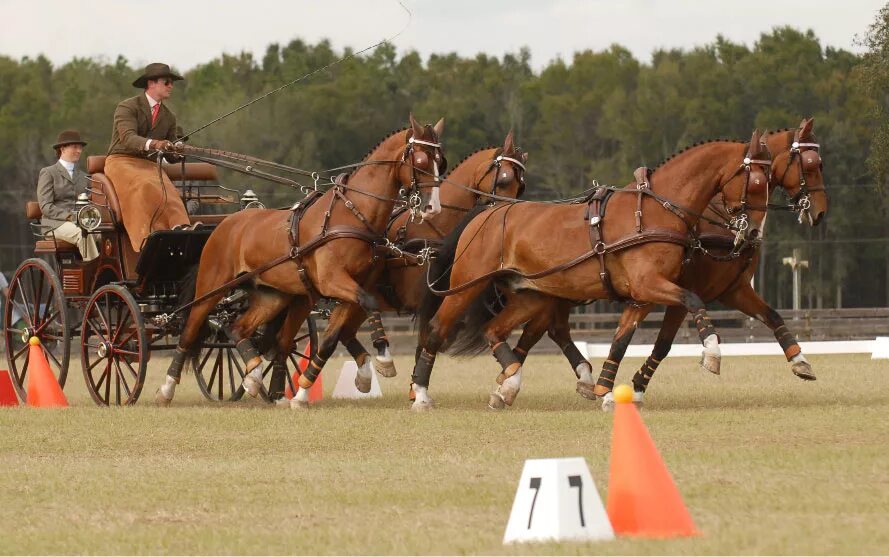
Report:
606,384,696,537
26,337,68,408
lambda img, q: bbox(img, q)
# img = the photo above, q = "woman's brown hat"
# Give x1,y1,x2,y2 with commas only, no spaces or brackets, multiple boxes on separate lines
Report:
52,129,87,150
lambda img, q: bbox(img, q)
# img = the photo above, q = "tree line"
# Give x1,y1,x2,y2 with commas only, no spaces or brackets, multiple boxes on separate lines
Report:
0,24,887,308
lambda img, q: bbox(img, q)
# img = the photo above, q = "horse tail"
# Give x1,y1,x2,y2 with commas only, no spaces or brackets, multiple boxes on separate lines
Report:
445,283,502,356
416,204,492,340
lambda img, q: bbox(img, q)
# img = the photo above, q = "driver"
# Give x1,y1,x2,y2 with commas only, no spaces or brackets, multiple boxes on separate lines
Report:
105,62,196,252
36,130,99,261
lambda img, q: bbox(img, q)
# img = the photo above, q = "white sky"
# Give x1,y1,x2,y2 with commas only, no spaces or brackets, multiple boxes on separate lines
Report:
0,0,884,72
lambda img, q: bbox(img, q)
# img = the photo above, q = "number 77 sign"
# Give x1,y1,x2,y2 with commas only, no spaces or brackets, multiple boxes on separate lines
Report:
503,457,614,544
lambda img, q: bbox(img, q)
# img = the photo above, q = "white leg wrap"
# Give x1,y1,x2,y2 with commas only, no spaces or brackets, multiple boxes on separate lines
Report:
702,333,720,357
791,353,809,364
377,346,393,362
576,361,594,384
295,387,309,403
358,358,373,379
160,375,177,400
413,385,431,405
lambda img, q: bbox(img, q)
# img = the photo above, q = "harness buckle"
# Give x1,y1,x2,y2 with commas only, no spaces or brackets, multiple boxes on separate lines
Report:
589,215,601,226
593,241,606,255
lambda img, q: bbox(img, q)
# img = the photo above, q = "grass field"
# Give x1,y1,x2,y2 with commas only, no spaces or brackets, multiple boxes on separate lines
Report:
1,351,887,555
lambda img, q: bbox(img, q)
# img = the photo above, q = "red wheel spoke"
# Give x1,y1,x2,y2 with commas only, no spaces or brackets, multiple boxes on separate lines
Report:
114,326,137,348
43,347,62,369
16,283,35,328
94,361,111,393
103,357,112,404
87,352,106,371
96,295,111,336
116,360,132,399
113,348,140,357
32,268,44,326
86,317,110,346
13,343,29,360
121,357,140,382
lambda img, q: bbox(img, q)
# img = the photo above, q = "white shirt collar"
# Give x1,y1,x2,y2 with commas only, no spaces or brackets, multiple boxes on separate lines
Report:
58,159,75,176
146,92,160,109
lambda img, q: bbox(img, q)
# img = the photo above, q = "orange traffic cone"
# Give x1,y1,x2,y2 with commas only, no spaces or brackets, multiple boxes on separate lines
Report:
606,384,696,537
0,370,19,406
284,342,322,402
26,337,68,408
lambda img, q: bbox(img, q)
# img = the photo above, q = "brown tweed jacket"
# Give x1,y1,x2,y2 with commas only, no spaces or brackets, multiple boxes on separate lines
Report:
107,94,178,158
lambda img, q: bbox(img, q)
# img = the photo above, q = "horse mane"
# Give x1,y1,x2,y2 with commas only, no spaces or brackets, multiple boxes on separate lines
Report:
360,127,409,162
445,146,497,178
652,127,798,172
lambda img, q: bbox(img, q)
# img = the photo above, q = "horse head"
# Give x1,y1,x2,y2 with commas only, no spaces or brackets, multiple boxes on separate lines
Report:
771,118,827,226
468,130,528,203
400,114,446,220
721,129,772,247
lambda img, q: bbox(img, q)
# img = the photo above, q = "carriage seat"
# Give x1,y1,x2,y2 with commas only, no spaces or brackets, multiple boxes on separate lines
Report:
24,201,80,252
86,156,218,181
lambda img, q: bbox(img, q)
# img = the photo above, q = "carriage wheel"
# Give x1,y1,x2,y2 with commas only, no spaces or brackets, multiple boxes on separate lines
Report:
3,258,70,402
263,314,318,403
193,314,318,403
80,285,148,406
193,327,250,402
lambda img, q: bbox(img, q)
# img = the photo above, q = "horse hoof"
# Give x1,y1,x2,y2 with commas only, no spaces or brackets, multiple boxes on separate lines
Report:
354,373,372,394
374,356,397,378
576,380,597,401
497,384,520,407
410,400,434,412
274,397,291,408
792,361,817,381
600,391,615,413
488,392,506,410
289,398,310,410
243,374,262,398
592,383,612,398
154,388,172,407
700,353,721,375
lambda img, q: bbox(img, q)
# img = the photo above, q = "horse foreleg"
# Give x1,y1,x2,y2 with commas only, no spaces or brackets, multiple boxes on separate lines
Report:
264,298,312,406
630,305,687,401
328,303,376,395
719,283,815,381
594,303,653,411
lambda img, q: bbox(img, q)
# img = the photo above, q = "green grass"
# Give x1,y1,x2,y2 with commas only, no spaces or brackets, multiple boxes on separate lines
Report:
1,352,887,555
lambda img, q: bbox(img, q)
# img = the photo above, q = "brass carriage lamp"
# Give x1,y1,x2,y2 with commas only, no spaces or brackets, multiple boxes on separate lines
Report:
240,189,265,210
75,192,102,232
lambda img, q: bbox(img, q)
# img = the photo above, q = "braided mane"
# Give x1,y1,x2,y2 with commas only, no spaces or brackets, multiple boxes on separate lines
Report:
361,127,409,162
445,146,497,177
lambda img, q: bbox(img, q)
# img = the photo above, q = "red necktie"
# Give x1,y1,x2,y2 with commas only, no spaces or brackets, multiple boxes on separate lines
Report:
151,103,160,126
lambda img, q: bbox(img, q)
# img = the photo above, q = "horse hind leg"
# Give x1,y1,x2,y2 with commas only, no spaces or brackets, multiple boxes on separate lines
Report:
155,292,226,406
545,299,598,400
230,289,292,398
331,303,375,395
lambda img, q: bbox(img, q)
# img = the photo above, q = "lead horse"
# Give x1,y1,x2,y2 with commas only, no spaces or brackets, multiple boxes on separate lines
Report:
412,130,772,411
447,119,828,410
155,115,446,407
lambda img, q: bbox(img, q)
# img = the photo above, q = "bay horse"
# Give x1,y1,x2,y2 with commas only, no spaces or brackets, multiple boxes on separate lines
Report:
447,119,828,410
154,114,446,407
328,131,528,387
412,130,772,411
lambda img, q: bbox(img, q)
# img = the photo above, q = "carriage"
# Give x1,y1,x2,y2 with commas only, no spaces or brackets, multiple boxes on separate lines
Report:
3,156,317,406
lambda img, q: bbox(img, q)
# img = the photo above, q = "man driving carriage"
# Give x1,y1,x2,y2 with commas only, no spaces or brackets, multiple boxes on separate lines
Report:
105,62,199,252
36,130,99,261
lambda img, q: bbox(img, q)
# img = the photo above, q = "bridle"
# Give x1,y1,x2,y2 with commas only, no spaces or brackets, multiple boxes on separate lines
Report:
398,133,445,220
776,130,824,218
472,148,527,203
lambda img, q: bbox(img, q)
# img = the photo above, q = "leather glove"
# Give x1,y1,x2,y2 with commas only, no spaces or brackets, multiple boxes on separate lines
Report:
148,139,173,151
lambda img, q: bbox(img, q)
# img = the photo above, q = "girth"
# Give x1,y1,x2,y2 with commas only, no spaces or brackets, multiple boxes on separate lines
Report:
585,170,690,301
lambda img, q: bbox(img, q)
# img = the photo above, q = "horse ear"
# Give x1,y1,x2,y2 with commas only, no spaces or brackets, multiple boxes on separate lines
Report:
409,113,423,137
749,129,762,153
502,129,515,153
800,117,815,138
433,117,445,138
